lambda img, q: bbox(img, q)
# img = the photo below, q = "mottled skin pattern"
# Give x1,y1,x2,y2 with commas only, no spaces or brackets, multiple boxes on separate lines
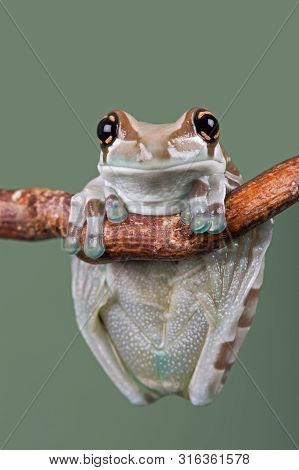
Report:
67,108,272,405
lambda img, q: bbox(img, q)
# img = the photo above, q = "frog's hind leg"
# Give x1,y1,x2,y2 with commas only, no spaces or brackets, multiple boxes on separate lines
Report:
188,263,265,405
217,265,264,387
187,221,272,405
72,256,159,405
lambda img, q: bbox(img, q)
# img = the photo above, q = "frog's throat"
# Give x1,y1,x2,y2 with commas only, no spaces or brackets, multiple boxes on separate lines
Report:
99,160,226,216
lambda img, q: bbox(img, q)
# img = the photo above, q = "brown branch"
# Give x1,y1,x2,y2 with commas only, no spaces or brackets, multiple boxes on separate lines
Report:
0,156,298,264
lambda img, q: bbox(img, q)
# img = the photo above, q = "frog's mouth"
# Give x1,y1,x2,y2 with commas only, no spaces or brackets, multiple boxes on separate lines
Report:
100,149,225,170
98,159,226,216
99,158,225,175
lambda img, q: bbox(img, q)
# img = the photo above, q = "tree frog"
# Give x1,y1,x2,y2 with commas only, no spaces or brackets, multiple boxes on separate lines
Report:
65,108,272,405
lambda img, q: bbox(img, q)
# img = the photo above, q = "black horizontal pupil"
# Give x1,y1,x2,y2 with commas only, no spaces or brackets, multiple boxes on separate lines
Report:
200,115,218,137
97,113,118,145
194,111,219,143
97,120,113,140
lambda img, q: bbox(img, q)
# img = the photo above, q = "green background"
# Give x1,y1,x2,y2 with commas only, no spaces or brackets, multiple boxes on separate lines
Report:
0,0,298,450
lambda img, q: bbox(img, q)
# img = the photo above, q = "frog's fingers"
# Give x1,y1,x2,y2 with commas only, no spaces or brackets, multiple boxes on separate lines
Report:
180,202,192,225
63,192,86,255
83,199,106,259
104,186,128,223
188,176,212,233
207,174,227,234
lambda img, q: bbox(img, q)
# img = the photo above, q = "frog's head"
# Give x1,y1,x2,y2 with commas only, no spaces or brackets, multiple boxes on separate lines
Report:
96,108,222,170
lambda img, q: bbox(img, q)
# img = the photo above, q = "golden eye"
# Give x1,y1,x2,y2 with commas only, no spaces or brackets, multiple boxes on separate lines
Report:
96,112,119,146
193,109,220,143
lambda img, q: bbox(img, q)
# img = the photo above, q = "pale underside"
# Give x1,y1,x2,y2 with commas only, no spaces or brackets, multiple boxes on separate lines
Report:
72,221,272,405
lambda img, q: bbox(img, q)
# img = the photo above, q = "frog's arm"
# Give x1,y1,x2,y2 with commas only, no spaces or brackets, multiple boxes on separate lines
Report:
0,156,297,260
181,173,228,235
63,176,127,259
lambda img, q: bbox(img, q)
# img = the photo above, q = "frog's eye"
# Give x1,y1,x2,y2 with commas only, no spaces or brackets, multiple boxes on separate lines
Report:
193,109,220,143
97,112,119,146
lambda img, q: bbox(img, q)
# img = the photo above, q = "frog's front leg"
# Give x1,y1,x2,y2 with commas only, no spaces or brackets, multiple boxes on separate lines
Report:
63,176,127,258
181,174,227,234
181,176,210,233
104,186,128,223
207,174,227,234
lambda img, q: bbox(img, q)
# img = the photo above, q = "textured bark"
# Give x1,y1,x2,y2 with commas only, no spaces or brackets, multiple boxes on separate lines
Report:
0,156,298,264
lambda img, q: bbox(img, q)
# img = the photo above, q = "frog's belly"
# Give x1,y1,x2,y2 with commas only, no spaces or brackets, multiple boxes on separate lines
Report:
100,261,209,395
102,304,208,394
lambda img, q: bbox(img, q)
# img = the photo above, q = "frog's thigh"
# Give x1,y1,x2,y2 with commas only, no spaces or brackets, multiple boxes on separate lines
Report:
72,257,156,405
78,311,157,404
188,262,264,406
216,266,264,386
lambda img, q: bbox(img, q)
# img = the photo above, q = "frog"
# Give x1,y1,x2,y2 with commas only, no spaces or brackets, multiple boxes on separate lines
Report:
64,108,242,258
65,108,273,405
